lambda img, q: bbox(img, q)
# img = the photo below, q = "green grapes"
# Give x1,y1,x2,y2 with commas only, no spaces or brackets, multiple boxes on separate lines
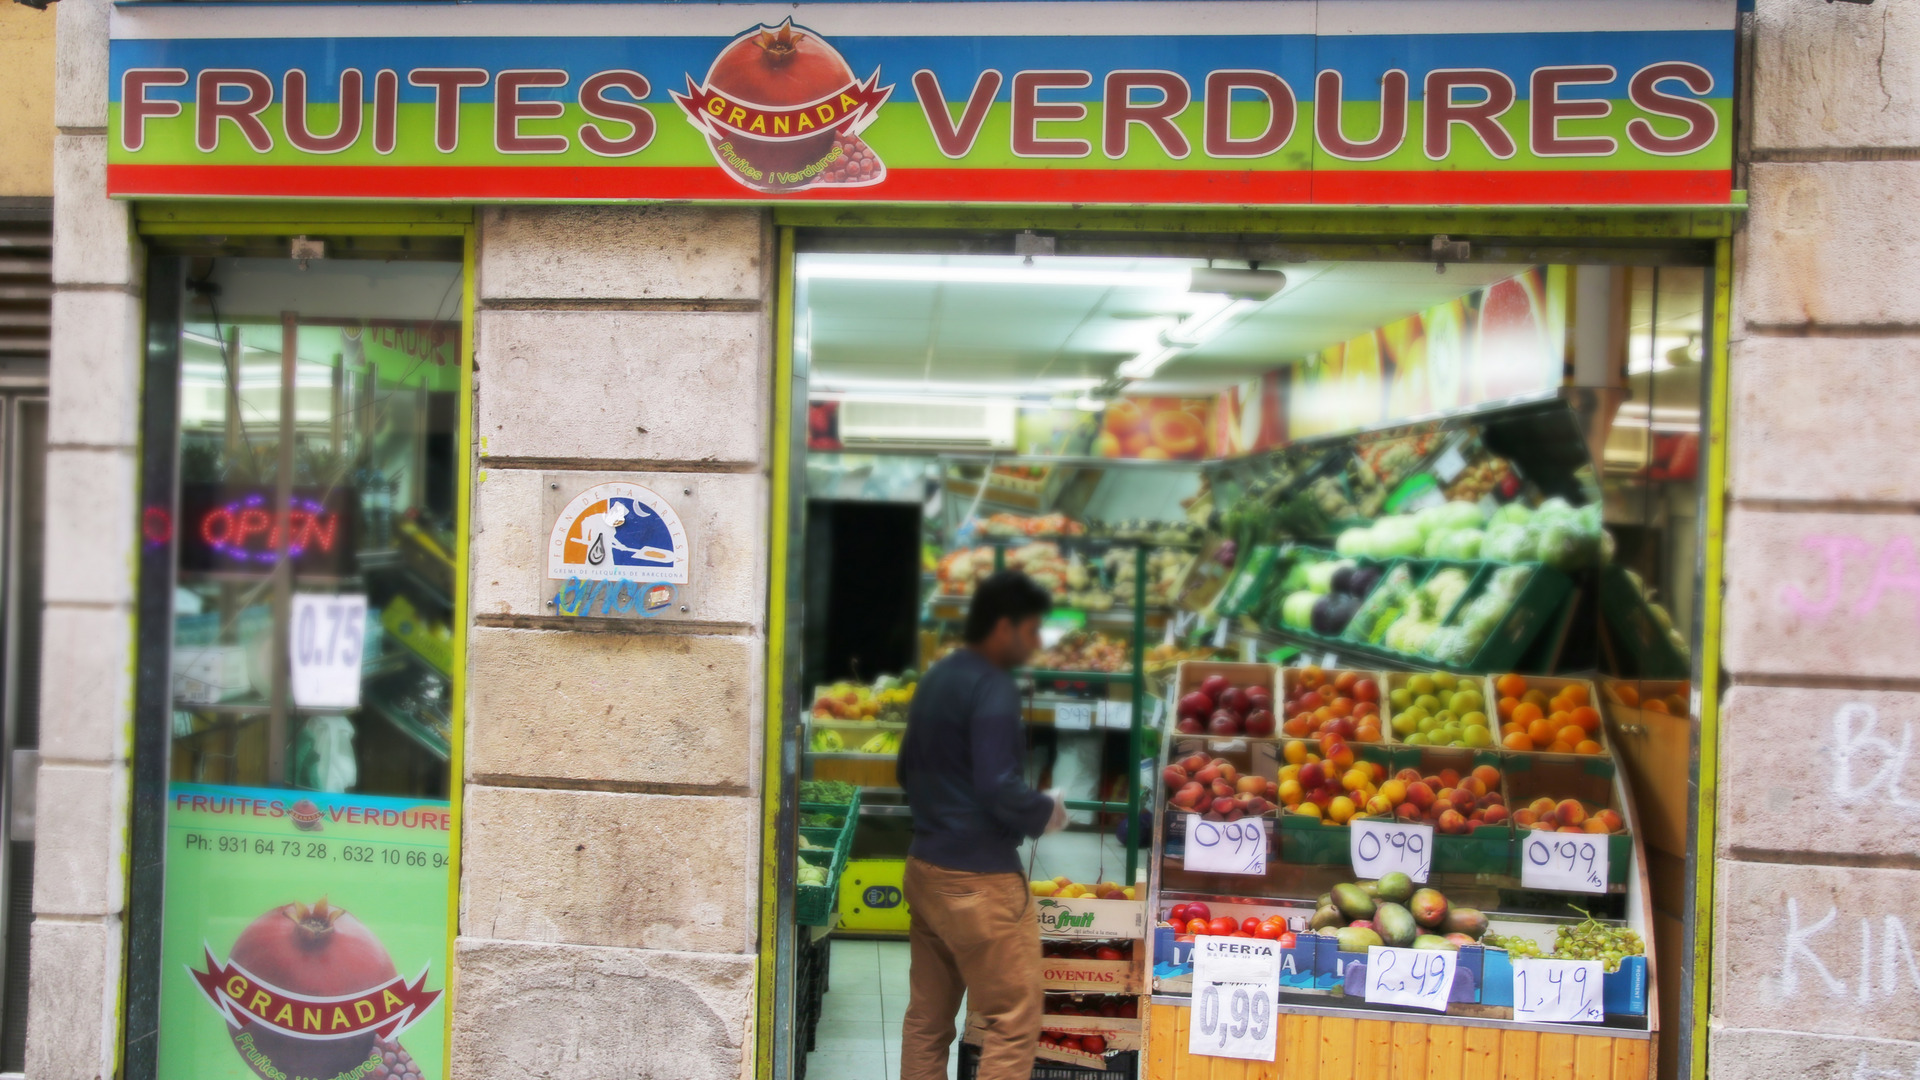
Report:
1549,907,1645,973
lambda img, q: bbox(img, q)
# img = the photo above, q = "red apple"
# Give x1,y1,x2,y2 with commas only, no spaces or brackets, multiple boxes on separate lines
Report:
1244,709,1276,737
1200,675,1230,700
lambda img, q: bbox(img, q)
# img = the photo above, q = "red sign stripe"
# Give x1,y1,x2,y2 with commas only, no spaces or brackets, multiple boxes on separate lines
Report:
106,163,1725,206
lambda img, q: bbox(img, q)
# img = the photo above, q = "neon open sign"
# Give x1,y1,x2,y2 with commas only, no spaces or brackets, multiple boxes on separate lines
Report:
179,485,357,576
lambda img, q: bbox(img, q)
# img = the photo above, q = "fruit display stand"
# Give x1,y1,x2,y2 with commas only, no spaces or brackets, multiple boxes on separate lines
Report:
1138,666,1661,1080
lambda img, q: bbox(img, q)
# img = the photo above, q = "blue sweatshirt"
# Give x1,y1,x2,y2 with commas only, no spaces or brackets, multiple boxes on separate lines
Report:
897,648,1055,874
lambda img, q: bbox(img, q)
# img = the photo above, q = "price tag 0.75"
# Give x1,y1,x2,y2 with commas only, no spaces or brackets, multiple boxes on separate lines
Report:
1520,832,1609,894
1511,958,1606,1024
1363,946,1456,1012
288,593,368,709
1350,819,1432,883
1184,814,1268,876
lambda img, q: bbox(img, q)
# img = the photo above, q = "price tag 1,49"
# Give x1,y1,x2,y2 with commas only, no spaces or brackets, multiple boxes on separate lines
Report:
1520,832,1610,893
1190,937,1279,1061
1350,819,1432,883
1184,814,1268,876
1363,946,1457,1012
1511,958,1606,1024
289,593,368,709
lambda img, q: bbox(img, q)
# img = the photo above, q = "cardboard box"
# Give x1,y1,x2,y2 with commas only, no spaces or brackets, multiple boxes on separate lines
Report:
1478,949,1648,1017
1327,942,1486,1005
1036,895,1145,940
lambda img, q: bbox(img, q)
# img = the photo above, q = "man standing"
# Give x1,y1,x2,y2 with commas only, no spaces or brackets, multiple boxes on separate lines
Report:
897,570,1067,1080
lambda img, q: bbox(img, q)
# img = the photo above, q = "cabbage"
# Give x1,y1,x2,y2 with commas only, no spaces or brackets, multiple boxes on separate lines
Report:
1336,527,1373,557
1482,523,1534,562
1371,517,1426,557
1423,569,1473,617
1485,565,1533,598
1489,502,1532,529
1305,559,1351,594
1385,614,1437,654
1426,627,1477,664
1282,590,1321,629
1423,528,1454,558
1436,529,1484,560
1434,501,1488,533
1536,521,1590,570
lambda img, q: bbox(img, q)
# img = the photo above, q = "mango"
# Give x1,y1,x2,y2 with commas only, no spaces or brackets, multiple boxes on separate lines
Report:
1373,901,1418,948
1335,926,1384,954
1310,902,1344,931
1409,888,1449,929
1412,934,1457,951
1441,907,1489,940
1375,871,1415,904
1333,883,1377,922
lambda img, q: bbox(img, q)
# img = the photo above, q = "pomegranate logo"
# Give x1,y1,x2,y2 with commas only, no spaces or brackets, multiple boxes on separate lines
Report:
673,19,892,192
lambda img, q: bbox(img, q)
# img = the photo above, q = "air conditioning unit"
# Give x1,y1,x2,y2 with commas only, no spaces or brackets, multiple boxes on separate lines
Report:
836,397,1017,450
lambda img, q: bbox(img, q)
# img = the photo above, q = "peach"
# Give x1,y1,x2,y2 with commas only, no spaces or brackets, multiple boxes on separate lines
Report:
1299,762,1326,789
1449,788,1477,813
1437,809,1468,834
1380,779,1408,805
1407,782,1436,810
1482,805,1510,825
1438,769,1461,789
1465,777,1488,798
1194,765,1223,786
1395,802,1422,822
1211,778,1236,799
1583,817,1610,834
1557,825,1585,834
1529,820,1553,831
1180,753,1209,774
1266,779,1280,801
1236,775,1267,795
1529,797,1556,817
1365,793,1395,816
1481,792,1505,808
1513,809,1537,827
1555,800,1587,826
1591,808,1624,833
1538,811,1560,829
1216,763,1239,784
1396,768,1422,784
1472,765,1501,788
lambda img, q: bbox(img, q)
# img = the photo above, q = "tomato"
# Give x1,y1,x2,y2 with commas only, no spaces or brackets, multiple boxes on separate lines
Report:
1208,916,1237,937
1277,931,1298,949
1187,918,1211,936
1230,931,1255,938
1241,916,1261,935
1082,1035,1108,1055
1095,945,1124,961
1254,922,1282,940
1184,902,1211,923
1168,903,1190,926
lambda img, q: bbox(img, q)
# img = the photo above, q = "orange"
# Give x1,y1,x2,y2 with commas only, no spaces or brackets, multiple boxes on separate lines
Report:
1571,706,1601,733
1548,741,1575,753
1614,684,1640,707
1522,689,1550,708
1497,696,1520,720
1575,739,1603,755
1501,721,1524,737
1643,699,1670,715
1557,724,1587,747
1502,732,1533,751
1511,702,1543,726
1560,684,1590,707
1495,674,1527,699
1526,719,1554,746
1548,709,1571,728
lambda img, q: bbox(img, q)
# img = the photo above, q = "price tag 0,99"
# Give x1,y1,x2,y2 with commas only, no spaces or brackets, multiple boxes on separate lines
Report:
1190,938,1279,1061
1363,946,1457,1012
1511,958,1606,1023
1053,702,1094,730
1184,814,1268,876
1520,832,1610,894
1350,819,1432,883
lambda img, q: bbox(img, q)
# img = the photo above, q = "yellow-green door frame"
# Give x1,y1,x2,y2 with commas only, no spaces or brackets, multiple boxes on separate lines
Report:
755,205,1740,1080
128,200,477,1078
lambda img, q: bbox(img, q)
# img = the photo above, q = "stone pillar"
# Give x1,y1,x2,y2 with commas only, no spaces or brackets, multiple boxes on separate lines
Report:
450,206,773,1080
1714,2,1920,1076
26,0,143,1074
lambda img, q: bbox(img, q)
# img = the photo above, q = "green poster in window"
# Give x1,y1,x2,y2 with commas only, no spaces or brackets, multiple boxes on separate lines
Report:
159,783,452,1080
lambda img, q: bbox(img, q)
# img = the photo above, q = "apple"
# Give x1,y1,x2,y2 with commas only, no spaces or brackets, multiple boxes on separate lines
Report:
1178,691,1214,720
1244,709,1276,737
1175,716,1204,734
1200,675,1231,700
1208,710,1241,735
1220,687,1252,715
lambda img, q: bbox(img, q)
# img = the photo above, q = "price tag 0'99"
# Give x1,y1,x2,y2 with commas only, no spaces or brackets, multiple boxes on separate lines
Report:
1350,819,1431,883
1520,832,1610,894
1511,958,1606,1024
1363,946,1456,1012
1184,814,1268,876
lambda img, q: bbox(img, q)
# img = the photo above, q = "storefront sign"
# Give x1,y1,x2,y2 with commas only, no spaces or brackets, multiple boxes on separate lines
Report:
546,482,689,585
161,784,451,1080
106,1,1734,206
180,485,357,576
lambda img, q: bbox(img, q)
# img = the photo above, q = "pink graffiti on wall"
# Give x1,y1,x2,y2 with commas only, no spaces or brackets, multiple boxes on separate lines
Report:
1779,535,1920,622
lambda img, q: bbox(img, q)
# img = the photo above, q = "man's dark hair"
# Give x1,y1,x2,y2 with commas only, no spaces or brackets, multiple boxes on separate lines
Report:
964,569,1053,644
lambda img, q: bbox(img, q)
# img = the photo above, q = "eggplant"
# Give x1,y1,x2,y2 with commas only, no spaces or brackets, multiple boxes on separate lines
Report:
1310,593,1363,636
1345,565,1383,599
1331,565,1355,595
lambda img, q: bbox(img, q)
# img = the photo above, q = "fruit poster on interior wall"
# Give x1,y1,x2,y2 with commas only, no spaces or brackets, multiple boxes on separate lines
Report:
159,784,451,1080
105,2,1734,206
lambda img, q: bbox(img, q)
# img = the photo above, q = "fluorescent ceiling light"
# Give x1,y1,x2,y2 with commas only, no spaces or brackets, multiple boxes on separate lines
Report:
800,262,1194,290
1117,296,1262,380
812,376,1101,397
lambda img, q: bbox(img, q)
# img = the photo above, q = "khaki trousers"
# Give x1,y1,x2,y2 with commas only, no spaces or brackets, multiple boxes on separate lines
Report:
898,856,1042,1080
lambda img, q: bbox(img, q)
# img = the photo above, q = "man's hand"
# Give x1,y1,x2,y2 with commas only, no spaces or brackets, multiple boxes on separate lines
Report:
1043,789,1070,834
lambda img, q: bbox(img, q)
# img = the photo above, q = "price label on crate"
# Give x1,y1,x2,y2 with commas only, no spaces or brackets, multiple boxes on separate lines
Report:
289,593,367,709
1520,832,1609,893
1511,958,1605,1023
1432,443,1469,484
1363,946,1457,1012
1190,937,1279,1061
1184,814,1268,876
1097,700,1132,730
1350,819,1432,883
1053,702,1094,730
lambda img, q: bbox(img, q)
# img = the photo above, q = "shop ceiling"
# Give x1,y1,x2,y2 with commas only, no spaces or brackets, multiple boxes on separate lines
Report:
800,253,1526,400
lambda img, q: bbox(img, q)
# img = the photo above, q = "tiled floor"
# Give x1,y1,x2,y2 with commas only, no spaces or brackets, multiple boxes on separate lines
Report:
805,940,962,1080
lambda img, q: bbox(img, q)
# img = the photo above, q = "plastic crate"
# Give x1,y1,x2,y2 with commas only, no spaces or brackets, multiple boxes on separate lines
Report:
1598,564,1691,679
959,1042,1139,1080
1448,562,1575,673
795,846,846,926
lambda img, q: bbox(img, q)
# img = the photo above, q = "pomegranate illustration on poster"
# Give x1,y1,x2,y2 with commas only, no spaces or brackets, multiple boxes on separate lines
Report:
159,783,451,1080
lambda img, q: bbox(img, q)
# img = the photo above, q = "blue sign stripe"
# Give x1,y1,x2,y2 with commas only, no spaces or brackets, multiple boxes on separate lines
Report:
109,30,1727,105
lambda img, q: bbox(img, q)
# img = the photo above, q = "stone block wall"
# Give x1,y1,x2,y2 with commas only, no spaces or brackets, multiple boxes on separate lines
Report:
1714,2,1920,1077
449,206,773,1079
25,0,141,1074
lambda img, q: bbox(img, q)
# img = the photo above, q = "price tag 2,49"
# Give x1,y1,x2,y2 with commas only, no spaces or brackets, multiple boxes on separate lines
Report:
1184,814,1268,876
1512,958,1605,1023
1350,819,1432,883
1520,832,1609,893
289,593,367,709
1190,937,1279,1061
1363,946,1457,1012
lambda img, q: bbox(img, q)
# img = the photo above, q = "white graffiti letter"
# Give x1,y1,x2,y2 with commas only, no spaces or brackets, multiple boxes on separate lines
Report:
1781,897,1846,997
1885,917,1920,1000
1834,703,1920,810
